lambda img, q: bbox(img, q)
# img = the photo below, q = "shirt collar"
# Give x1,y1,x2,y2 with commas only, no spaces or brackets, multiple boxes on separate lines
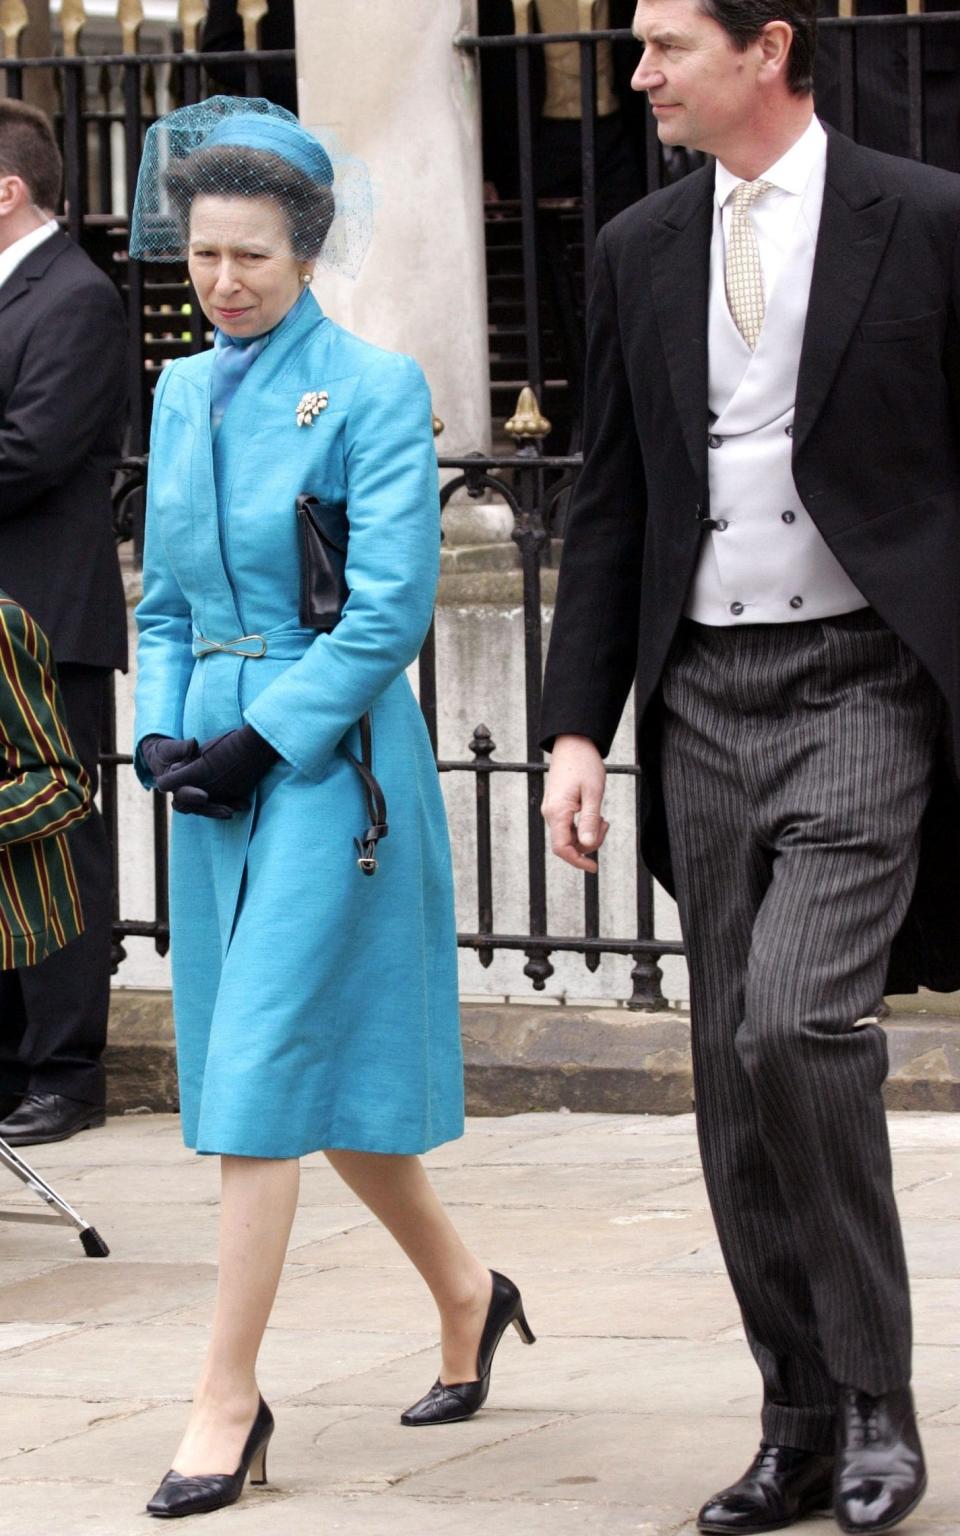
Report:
715,114,827,208
0,218,59,292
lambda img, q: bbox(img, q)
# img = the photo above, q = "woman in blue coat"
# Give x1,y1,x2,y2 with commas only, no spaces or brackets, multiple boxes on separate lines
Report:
131,100,534,1520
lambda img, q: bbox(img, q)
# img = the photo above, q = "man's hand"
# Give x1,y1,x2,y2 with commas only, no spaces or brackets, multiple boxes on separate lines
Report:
541,734,609,873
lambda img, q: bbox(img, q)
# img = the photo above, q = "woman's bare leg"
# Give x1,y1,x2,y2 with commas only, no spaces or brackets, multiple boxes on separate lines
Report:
170,1155,300,1475
324,1150,492,1383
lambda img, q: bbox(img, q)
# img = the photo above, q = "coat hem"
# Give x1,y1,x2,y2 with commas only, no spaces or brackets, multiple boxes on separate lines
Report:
186,1119,466,1160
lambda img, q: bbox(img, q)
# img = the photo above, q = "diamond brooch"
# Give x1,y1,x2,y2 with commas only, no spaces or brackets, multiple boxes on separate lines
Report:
296,390,329,427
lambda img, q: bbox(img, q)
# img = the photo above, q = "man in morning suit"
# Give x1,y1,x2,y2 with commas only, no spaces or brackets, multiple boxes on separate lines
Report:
0,101,127,1146
539,2,960,1531
0,592,91,970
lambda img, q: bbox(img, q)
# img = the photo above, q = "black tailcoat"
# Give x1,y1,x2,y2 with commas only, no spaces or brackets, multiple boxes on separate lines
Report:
540,127,960,994
0,231,127,671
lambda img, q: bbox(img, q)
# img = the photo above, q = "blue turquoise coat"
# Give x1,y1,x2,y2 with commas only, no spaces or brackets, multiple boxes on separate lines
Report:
134,293,464,1158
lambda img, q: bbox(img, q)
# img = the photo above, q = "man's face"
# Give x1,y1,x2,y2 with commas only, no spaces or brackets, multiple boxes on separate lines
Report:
631,0,764,158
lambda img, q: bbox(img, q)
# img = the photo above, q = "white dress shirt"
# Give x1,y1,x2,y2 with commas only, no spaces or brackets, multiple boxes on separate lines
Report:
714,114,827,313
0,218,58,294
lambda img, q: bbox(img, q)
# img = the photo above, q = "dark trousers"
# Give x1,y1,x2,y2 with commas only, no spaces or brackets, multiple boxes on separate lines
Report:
0,664,113,1107
660,610,940,1451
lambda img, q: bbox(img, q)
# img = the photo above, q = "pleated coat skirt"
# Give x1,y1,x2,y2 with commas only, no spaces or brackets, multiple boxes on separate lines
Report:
134,293,464,1157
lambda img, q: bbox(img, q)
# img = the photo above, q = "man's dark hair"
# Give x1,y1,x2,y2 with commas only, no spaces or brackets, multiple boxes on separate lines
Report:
164,146,335,261
699,0,817,96
0,100,62,212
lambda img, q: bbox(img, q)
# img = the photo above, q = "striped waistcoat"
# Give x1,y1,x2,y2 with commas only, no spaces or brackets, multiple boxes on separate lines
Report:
0,593,90,968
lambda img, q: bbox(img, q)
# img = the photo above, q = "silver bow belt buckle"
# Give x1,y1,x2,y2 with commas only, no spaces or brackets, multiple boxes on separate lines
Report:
194,633,268,659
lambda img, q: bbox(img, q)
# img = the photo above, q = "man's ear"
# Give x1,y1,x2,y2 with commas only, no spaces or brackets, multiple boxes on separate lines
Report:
757,19,794,82
0,173,30,218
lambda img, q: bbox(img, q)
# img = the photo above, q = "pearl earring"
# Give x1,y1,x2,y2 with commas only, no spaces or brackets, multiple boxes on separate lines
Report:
300,272,313,286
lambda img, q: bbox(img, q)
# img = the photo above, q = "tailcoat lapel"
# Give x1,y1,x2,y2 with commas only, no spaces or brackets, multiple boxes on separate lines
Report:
647,167,714,487
794,129,899,453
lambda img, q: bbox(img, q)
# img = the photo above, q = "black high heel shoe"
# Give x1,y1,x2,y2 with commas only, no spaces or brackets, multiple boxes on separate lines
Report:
146,1395,274,1519
401,1269,535,1426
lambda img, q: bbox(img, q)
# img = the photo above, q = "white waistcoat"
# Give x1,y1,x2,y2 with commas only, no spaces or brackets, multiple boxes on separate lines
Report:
685,180,867,626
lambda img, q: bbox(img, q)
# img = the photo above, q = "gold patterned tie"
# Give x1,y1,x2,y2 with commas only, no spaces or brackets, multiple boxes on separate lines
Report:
725,180,773,351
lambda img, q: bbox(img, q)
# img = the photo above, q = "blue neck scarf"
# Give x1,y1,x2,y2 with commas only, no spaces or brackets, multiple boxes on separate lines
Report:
210,328,270,441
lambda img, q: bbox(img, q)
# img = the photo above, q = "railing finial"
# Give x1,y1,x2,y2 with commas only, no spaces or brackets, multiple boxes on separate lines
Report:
117,0,144,55
61,0,88,58
505,386,551,441
511,0,534,36
0,0,28,60
237,0,268,50
178,0,207,53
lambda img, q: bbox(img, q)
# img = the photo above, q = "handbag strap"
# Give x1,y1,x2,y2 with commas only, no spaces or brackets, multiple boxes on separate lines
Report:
342,712,388,875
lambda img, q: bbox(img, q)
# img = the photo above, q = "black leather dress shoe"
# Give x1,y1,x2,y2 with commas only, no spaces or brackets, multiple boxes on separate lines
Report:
0,1093,105,1146
834,1387,927,1533
697,1443,834,1533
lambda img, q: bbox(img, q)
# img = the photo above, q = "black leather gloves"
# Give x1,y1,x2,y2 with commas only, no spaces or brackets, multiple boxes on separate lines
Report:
142,727,278,818
140,734,199,782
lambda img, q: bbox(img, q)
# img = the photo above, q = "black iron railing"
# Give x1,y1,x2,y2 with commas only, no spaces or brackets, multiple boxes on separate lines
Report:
107,431,682,1008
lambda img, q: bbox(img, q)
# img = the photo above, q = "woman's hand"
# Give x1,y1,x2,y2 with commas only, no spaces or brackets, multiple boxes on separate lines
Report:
140,734,199,783
155,724,279,818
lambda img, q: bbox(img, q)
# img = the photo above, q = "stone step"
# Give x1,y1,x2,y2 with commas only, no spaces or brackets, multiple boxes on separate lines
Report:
104,990,960,1118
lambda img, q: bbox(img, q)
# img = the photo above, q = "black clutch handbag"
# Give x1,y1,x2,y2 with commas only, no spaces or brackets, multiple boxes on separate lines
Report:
295,493,388,875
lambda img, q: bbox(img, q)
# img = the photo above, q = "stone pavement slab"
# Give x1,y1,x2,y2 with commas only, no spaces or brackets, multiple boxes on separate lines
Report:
0,1111,957,1536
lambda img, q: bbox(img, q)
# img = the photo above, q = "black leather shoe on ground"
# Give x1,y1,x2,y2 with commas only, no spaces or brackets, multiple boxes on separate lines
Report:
147,1395,274,1518
0,1092,105,1146
834,1386,927,1534
697,1443,835,1533
400,1269,536,1425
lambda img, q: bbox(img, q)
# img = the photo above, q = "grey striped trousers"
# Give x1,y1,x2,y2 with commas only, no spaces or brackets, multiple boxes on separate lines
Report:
660,609,941,1452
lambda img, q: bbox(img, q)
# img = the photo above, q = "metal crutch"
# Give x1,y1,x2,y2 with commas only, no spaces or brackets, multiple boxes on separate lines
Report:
0,1135,109,1257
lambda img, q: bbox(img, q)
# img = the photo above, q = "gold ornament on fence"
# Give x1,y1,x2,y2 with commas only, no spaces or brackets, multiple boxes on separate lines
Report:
296,390,329,427
0,0,28,58
504,386,551,441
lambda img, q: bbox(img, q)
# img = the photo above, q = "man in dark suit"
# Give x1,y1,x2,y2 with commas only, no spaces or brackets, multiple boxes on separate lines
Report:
0,101,127,1145
540,2,959,1531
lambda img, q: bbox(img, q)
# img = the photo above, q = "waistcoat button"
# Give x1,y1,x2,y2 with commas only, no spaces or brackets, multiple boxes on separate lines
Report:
781,510,796,524
730,601,745,616
708,434,724,449
714,519,729,532
785,425,794,437
790,595,804,609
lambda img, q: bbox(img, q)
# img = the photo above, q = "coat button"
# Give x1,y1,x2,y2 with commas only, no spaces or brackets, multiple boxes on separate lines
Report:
790,595,804,609
708,434,723,449
785,424,794,437
781,510,796,524
730,601,745,616
714,519,729,532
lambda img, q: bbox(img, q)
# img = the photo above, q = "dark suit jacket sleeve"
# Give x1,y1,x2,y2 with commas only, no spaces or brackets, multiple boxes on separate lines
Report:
948,218,960,432
0,278,127,519
539,222,648,755
0,599,91,845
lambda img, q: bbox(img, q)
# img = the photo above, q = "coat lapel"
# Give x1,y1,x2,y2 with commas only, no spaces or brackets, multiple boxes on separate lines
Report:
0,230,69,315
647,167,714,487
794,129,899,453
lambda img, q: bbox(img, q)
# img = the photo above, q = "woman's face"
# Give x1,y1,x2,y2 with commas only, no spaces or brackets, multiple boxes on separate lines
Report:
188,194,313,337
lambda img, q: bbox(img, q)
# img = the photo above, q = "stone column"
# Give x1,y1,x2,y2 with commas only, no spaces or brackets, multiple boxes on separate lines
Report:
294,0,512,543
